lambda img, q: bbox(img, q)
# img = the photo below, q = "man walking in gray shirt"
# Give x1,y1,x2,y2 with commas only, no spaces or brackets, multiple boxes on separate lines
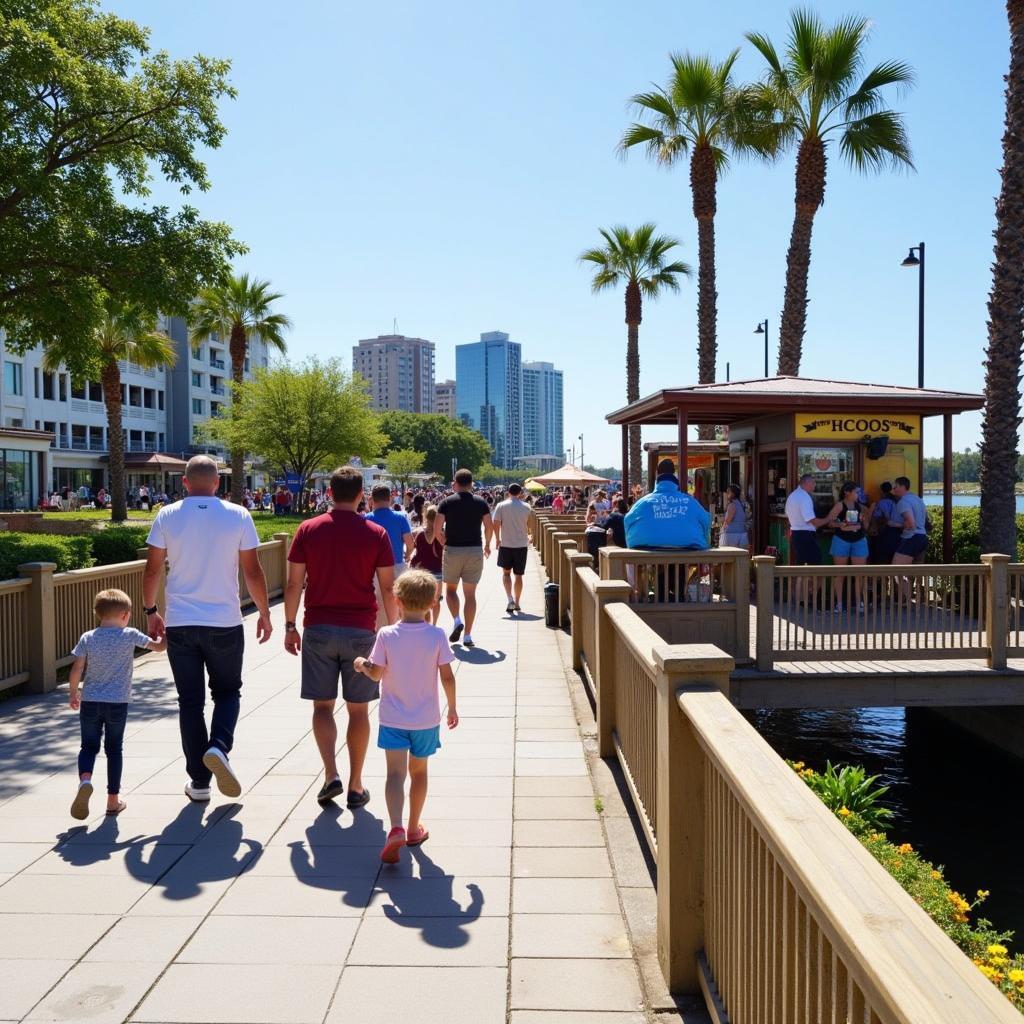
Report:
492,483,532,614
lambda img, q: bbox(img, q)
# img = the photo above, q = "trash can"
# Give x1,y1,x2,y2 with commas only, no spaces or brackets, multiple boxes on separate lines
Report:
544,582,560,628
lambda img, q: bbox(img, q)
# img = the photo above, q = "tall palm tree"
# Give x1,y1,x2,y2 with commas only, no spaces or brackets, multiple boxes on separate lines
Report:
579,225,690,485
43,301,176,523
190,273,291,502
620,52,773,437
746,9,914,375
979,0,1024,558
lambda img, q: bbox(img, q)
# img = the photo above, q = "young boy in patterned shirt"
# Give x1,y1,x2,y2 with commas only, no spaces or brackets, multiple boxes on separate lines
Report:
68,589,166,819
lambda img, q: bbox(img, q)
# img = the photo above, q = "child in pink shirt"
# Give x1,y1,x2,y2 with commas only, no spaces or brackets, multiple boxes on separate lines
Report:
355,569,458,863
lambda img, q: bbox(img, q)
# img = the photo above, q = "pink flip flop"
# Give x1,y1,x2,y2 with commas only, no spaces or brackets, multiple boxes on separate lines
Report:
406,825,429,847
380,826,407,864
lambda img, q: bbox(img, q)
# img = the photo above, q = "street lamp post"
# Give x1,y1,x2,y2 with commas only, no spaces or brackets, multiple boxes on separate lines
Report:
901,242,925,388
578,434,584,470
753,319,769,377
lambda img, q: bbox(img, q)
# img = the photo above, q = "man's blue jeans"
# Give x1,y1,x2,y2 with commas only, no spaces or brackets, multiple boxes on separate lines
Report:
166,626,244,787
78,701,128,794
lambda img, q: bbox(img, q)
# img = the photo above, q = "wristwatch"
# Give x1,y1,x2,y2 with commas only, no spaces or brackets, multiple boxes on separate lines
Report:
285,621,298,632
143,605,158,616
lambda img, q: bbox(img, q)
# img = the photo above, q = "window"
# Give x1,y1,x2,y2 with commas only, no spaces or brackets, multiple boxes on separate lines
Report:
43,422,56,447
129,385,142,407
58,375,67,402
192,372,203,388
143,388,155,409
3,361,23,396
88,381,102,403
192,345,203,361
796,446,856,517
157,390,165,411
71,381,86,400
192,398,205,416
42,372,55,401
33,368,40,398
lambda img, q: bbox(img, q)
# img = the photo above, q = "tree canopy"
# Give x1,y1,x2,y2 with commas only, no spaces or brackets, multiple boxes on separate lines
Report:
378,411,492,477
205,358,385,487
385,449,427,493
0,0,242,368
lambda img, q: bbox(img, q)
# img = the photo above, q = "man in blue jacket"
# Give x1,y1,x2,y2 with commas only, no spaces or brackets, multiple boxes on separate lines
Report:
624,459,710,550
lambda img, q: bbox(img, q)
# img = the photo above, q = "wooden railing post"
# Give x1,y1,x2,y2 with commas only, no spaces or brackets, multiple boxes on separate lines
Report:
752,555,776,672
550,533,569,585
18,562,57,694
566,552,593,663
982,553,1009,670
653,644,734,994
594,580,633,758
599,546,626,582
558,539,580,625
274,532,291,595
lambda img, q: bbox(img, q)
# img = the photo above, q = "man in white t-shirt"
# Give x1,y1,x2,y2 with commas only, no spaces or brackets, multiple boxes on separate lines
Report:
492,483,532,614
784,473,830,603
143,456,272,803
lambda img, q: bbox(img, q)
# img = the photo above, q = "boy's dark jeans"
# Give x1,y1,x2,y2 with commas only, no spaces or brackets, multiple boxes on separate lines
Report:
166,625,244,787
78,701,128,794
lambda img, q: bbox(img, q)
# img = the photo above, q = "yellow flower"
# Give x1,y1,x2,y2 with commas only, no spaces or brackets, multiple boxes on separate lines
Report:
1008,969,1024,984
792,761,805,771
979,964,997,979
977,890,991,900
837,807,852,818
931,870,942,880
897,843,913,854
987,944,1008,957
991,956,1009,968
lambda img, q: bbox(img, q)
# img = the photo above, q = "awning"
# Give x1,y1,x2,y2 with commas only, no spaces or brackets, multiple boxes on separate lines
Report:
102,452,188,472
529,464,610,486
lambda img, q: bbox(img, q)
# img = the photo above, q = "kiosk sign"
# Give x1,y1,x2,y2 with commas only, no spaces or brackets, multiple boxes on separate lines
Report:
795,413,921,441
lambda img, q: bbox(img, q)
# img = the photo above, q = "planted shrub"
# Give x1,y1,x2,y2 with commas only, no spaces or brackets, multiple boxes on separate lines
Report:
92,526,151,566
0,534,95,580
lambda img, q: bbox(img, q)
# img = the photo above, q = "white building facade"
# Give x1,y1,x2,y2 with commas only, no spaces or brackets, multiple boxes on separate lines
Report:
434,379,456,419
353,335,435,413
522,360,564,461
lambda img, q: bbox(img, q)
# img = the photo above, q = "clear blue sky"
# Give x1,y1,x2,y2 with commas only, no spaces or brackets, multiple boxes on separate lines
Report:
119,0,1007,466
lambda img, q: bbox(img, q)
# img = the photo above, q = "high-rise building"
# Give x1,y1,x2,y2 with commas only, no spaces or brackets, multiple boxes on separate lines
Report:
434,379,456,419
455,331,522,468
522,360,564,461
352,335,435,413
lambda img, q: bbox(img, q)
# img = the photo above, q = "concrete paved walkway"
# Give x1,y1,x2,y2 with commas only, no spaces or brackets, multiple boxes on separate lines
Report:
0,550,651,1023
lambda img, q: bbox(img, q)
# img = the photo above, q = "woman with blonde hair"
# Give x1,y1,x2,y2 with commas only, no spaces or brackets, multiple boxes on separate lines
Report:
410,504,444,623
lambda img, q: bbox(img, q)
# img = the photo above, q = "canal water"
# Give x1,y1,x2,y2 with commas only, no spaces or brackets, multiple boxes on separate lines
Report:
923,493,1024,512
750,707,1024,941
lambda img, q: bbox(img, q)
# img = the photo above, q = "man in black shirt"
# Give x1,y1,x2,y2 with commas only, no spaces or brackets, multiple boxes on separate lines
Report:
436,468,493,648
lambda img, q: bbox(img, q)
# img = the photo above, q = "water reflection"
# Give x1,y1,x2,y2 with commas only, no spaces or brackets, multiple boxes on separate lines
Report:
748,707,1024,938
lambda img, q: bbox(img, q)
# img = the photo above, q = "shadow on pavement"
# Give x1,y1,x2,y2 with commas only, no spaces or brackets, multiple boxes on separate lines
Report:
377,845,483,948
452,647,506,665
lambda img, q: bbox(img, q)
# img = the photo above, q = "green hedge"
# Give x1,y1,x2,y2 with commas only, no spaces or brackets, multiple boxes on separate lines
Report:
925,506,1024,563
91,526,152,566
0,534,95,580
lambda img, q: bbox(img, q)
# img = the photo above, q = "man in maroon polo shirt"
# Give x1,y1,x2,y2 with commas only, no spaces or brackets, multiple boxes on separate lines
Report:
283,465,397,807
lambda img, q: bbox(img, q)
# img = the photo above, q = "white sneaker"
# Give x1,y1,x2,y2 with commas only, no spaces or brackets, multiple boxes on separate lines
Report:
184,782,211,803
202,747,241,798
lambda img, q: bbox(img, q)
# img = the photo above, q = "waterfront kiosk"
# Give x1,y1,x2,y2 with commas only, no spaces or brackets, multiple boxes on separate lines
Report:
643,440,730,508
608,377,984,563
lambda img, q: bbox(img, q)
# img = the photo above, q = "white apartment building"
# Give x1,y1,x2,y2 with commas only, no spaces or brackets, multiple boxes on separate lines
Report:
353,335,435,413
434,379,456,419
522,360,564,460
0,316,268,509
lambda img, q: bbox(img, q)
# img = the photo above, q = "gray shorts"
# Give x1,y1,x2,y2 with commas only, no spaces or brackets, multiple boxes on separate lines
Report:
443,546,484,585
300,625,379,703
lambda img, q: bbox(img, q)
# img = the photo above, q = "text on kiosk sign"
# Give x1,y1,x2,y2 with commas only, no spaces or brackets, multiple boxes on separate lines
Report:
794,413,921,441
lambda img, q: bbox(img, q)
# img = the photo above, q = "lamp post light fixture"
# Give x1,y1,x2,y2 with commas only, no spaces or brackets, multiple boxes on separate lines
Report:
753,319,769,377
578,434,584,469
901,242,925,388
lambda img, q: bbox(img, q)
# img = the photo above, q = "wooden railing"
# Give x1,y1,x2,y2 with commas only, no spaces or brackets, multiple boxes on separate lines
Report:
0,578,31,692
0,533,291,693
754,554,1007,670
1007,563,1024,657
572,575,1020,1020
599,546,751,662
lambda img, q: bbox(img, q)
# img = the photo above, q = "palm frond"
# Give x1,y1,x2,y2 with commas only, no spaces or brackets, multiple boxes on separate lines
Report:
580,224,687,299
844,60,916,117
838,109,914,172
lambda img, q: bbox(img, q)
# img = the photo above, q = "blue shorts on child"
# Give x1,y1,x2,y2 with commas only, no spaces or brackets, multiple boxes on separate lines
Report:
378,725,441,758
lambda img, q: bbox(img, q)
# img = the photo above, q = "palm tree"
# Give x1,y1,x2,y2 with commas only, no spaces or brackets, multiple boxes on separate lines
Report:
579,225,690,485
43,301,176,523
746,9,914,375
979,0,1024,558
620,52,772,436
190,273,291,502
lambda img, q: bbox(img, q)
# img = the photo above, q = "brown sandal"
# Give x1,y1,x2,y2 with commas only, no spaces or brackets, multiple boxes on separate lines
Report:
106,800,127,815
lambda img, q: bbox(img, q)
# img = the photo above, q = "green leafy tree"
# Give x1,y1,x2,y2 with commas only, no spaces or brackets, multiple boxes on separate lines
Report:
205,358,384,491
42,299,175,522
621,52,773,435
579,224,690,486
386,449,426,493
190,274,291,502
0,0,242,365
377,411,491,478
746,10,914,375
476,463,541,485
980,0,1024,557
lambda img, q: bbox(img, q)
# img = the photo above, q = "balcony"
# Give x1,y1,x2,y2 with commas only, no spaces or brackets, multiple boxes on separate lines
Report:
210,358,226,370
210,385,225,396
127,442,159,453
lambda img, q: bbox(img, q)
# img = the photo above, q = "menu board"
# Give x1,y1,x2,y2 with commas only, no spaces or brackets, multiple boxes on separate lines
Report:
796,446,855,515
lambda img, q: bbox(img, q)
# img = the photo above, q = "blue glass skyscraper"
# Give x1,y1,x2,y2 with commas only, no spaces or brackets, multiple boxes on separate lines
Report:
455,331,522,469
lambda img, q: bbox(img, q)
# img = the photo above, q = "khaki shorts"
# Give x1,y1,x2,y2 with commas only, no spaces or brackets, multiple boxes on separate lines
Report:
443,546,484,585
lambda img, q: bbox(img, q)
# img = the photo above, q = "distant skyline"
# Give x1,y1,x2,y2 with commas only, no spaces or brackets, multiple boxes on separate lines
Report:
117,0,1009,465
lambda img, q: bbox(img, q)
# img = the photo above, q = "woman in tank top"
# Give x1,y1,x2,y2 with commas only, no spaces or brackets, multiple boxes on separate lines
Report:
828,481,871,612
719,484,749,551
